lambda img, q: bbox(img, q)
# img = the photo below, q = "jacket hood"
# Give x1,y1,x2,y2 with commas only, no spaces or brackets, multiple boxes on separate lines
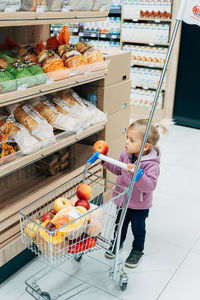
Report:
128,147,160,164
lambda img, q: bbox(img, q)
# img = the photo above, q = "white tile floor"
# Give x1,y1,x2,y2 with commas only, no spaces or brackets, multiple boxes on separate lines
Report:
1,124,200,300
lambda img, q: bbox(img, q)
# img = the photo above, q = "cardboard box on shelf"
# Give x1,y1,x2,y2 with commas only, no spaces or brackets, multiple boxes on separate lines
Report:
99,106,130,141
79,80,131,115
90,49,131,87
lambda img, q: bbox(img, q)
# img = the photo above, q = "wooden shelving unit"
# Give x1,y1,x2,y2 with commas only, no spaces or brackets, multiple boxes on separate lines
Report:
120,0,182,120
0,10,108,26
0,9,109,267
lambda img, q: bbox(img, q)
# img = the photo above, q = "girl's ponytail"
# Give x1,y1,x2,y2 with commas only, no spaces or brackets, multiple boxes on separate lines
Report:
154,119,174,135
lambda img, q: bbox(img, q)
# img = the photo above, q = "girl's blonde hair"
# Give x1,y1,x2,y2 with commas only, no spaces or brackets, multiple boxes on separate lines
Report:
128,118,173,147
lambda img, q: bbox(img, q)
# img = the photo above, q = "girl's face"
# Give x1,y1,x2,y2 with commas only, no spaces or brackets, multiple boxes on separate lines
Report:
125,129,143,157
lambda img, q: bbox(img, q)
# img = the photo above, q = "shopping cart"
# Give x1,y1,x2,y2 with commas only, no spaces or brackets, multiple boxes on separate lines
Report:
19,153,144,299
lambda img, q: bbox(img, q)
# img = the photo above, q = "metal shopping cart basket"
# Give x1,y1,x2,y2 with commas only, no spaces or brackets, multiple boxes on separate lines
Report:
19,152,143,299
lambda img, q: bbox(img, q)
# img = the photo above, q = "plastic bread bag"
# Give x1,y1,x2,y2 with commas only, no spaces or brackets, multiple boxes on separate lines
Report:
5,0,21,11
51,89,92,130
20,0,47,11
81,99,107,125
30,96,78,132
48,0,62,11
70,0,93,10
7,103,56,148
7,116,41,154
51,206,86,240
92,0,112,11
0,0,8,12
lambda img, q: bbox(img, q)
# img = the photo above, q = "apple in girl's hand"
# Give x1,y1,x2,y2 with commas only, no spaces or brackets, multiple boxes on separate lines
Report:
53,197,73,214
75,199,90,211
42,212,55,223
93,140,109,155
76,184,92,201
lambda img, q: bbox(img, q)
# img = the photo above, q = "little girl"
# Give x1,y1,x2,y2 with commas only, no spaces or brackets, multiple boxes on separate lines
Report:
103,119,170,268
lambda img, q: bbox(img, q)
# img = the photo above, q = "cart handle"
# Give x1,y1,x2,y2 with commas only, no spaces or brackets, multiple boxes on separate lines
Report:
87,152,144,182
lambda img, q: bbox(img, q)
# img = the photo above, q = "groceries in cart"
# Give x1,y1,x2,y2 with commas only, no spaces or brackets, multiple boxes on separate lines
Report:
23,183,104,257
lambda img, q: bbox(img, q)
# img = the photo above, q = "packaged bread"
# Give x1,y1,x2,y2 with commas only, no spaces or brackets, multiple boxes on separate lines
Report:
92,0,112,11
20,0,47,11
70,0,93,10
30,96,79,132
8,119,41,154
7,103,56,147
51,89,92,130
48,0,62,11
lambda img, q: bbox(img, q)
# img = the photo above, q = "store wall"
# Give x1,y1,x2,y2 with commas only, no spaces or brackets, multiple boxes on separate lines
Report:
173,22,200,129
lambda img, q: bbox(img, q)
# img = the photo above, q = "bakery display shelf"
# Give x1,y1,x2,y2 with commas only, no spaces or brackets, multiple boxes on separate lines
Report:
0,10,109,27
0,121,105,178
0,69,107,107
122,40,170,47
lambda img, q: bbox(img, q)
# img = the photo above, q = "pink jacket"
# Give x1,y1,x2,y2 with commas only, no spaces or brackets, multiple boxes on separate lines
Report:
103,148,160,209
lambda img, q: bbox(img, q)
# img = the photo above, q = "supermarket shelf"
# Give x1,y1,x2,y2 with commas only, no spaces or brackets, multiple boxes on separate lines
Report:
0,11,109,27
79,32,120,40
0,69,107,107
123,17,172,22
122,40,169,46
132,84,165,91
0,121,105,178
131,104,165,120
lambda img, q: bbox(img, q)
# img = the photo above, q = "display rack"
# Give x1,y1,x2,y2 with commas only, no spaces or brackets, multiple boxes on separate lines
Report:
0,9,109,267
120,0,182,120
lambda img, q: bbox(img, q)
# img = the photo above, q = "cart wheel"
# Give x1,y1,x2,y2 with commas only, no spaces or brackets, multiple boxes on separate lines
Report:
41,291,51,300
120,282,127,291
74,254,82,262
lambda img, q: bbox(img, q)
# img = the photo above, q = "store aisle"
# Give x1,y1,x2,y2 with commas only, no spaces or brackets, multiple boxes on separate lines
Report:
1,124,200,300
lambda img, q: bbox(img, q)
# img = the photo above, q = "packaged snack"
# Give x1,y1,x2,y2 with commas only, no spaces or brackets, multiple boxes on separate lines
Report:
18,46,37,64
48,0,62,11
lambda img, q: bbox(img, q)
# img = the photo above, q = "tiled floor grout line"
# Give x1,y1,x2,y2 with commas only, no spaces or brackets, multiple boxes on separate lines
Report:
156,235,200,300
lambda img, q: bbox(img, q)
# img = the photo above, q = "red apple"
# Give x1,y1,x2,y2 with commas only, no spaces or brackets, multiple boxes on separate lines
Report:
93,140,109,155
42,212,55,223
53,197,73,214
76,184,92,201
74,199,90,211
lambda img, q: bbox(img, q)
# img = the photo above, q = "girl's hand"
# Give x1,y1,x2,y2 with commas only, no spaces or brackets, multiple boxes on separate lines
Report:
127,163,136,173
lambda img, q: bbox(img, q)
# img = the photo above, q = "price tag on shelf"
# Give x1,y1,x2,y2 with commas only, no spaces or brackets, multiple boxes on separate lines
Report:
100,34,106,38
79,32,84,37
155,19,161,23
111,35,117,39
149,42,155,47
132,18,139,22
143,86,149,90
91,33,96,37
5,5,18,12
62,6,70,12
36,6,46,13
46,78,54,84
17,84,28,91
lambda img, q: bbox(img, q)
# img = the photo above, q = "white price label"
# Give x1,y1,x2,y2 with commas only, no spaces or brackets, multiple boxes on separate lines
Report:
100,34,106,38
155,19,161,23
91,33,96,37
149,43,155,47
5,5,18,12
46,77,54,84
17,84,28,91
36,6,46,13
111,35,117,39
143,86,149,90
79,32,84,37
62,6,70,12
